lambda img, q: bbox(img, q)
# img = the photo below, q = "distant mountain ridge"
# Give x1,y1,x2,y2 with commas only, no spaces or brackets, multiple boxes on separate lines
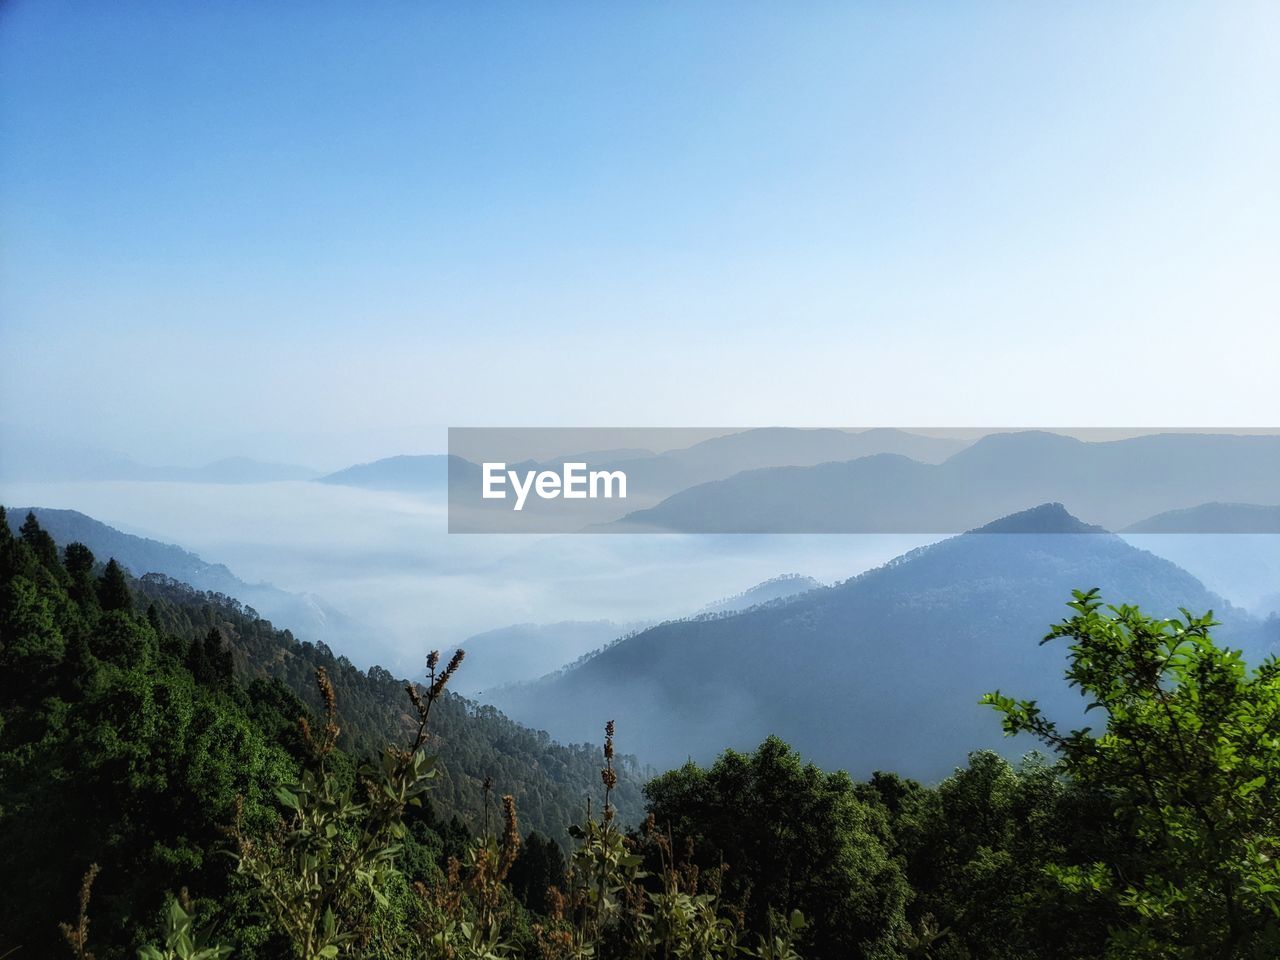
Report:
0,430,317,482
650,427,964,478
316,454,462,491
320,430,964,501
166,456,318,483
452,619,651,694
1124,502,1280,533
967,501,1106,535
697,573,823,614
492,503,1278,777
457,575,826,694
541,428,966,502
614,431,1280,533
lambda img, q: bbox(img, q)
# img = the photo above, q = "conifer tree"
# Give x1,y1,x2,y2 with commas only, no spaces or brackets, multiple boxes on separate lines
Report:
20,511,61,572
97,558,132,613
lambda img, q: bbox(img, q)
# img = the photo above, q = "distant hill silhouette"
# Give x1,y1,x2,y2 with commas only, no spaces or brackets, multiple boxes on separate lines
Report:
564,429,965,500
460,577,823,694
492,504,1277,777
169,456,318,483
658,427,963,475
443,429,970,530
316,454,480,492
451,619,650,694
613,431,1280,533
967,501,1106,534
1124,502,1280,533
697,573,823,614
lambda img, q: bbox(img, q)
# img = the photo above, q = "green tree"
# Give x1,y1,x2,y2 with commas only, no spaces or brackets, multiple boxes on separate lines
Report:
645,735,908,959
188,627,234,687
508,831,566,915
20,510,62,573
64,541,102,611
863,752,1111,960
64,541,96,579
984,589,1280,959
98,558,133,613
0,574,65,674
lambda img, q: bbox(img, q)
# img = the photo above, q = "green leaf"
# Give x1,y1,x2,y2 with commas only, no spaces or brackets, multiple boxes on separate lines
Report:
274,786,301,810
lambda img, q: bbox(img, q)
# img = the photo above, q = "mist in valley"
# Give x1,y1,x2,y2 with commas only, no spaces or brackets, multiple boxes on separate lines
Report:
4,472,1276,775
0,478,939,686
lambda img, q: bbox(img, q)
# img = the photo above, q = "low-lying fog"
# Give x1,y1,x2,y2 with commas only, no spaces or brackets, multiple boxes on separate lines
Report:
4,480,1276,696
0,480,939,687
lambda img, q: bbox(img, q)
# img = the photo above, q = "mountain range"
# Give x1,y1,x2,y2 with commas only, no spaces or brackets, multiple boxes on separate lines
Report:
319,429,964,502
10,493,1277,789
613,431,1280,533
17,430,1275,540
316,453,459,491
1123,501,1280,533
0,430,318,483
491,503,1279,777
452,620,651,694
583,428,965,499
460,575,825,694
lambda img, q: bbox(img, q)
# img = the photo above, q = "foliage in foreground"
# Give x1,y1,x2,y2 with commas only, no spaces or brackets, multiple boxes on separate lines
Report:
227,664,812,960
984,588,1280,958
3,505,1280,959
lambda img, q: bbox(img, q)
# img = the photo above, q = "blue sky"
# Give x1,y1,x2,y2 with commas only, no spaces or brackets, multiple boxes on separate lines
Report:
2,1,1277,469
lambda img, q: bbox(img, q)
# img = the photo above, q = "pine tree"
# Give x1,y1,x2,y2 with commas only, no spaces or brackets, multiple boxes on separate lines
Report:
187,627,233,685
63,542,95,578
509,830,567,914
97,558,133,613
63,543,100,609
203,627,233,683
19,511,60,572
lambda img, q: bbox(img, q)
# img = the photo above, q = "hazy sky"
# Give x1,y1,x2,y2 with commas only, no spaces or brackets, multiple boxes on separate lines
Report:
2,2,1277,469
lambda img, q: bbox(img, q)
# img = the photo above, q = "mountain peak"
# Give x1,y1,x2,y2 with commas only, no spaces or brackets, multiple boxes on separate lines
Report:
968,502,1107,535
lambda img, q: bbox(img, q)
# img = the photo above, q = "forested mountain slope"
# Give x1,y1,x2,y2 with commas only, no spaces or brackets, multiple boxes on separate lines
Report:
495,504,1278,774
134,574,645,834
4,507,643,839
5,504,1279,959
0,505,641,957
6,506,359,648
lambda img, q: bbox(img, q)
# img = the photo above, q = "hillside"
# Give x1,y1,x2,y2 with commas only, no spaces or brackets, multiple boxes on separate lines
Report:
697,573,823,614
5,505,1279,959
614,431,1280,532
4,507,643,841
6,507,359,648
493,504,1276,776
451,619,650,694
